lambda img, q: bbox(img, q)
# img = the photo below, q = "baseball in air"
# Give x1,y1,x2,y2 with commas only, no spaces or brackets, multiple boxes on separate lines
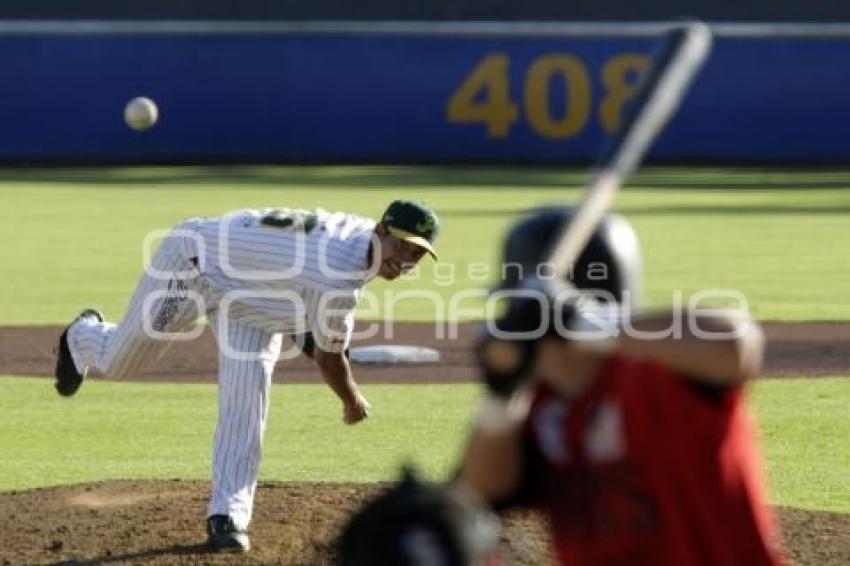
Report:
124,96,159,131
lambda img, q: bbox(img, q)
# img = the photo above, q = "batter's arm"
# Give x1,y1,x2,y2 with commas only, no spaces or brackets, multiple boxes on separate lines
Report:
314,348,370,424
456,396,526,506
612,310,764,385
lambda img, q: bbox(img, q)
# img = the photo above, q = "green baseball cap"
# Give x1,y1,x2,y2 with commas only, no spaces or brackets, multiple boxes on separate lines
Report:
380,200,440,260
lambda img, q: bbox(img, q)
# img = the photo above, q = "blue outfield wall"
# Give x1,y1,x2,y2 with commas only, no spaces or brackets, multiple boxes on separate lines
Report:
0,30,846,162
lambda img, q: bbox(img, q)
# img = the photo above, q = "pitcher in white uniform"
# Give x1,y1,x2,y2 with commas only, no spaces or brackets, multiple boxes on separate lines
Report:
53,200,440,552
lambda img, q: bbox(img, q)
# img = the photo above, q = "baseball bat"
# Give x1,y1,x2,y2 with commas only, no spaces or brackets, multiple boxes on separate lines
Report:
547,22,712,276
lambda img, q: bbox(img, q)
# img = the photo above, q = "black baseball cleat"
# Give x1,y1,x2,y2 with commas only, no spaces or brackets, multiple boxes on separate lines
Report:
207,515,250,553
54,308,103,397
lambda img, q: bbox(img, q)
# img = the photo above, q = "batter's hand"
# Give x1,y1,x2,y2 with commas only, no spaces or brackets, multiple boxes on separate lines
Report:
344,391,371,425
478,278,579,398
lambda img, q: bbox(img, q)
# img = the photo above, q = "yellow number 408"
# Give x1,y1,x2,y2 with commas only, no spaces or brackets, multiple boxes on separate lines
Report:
446,53,649,140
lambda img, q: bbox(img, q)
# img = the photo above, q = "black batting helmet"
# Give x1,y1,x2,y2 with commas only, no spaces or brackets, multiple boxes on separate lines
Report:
499,207,642,308
338,468,500,566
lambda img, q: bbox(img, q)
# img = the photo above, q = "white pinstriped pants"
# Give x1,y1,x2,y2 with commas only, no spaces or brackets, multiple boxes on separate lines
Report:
206,310,282,528
68,222,283,529
67,223,206,379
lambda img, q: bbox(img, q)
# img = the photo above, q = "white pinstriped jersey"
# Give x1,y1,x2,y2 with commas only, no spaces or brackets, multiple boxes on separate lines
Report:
194,208,375,352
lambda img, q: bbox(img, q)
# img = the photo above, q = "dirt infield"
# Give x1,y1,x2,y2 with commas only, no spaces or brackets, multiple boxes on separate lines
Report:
1,480,848,566
1,321,849,565
2,321,850,384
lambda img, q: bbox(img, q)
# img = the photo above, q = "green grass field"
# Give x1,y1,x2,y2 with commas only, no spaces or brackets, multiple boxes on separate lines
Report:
0,166,847,517
0,166,848,323
1,376,847,513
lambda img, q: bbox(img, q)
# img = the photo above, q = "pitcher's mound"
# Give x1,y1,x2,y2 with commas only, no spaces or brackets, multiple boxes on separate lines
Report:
0,480,846,565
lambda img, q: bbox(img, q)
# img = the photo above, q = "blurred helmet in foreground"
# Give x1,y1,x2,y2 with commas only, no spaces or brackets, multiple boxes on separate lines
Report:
499,206,642,309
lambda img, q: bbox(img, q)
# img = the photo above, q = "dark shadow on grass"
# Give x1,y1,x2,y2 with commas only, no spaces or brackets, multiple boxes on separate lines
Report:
439,204,850,217
2,165,850,191
622,204,850,215
47,542,212,565
0,165,583,188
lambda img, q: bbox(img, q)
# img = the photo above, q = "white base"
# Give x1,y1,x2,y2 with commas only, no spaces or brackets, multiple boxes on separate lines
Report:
348,345,441,365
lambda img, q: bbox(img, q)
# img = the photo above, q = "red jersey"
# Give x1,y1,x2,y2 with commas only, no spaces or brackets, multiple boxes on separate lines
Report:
520,355,783,566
